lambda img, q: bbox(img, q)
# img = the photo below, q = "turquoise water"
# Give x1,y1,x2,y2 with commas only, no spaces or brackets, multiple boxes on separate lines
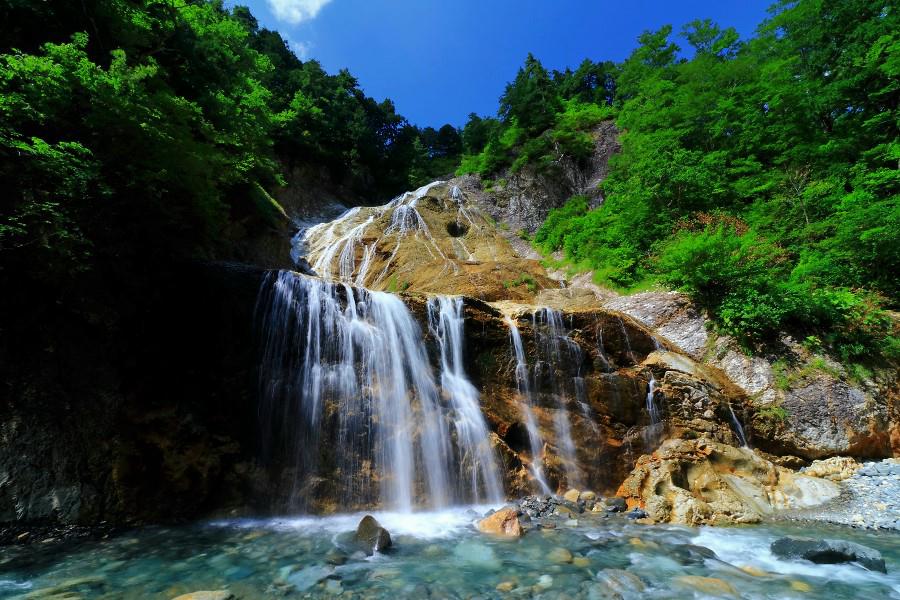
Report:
2,508,898,599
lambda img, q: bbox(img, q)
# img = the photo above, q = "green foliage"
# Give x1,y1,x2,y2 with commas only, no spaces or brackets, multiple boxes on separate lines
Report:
503,273,538,293
1,0,459,291
757,405,789,422
526,0,900,363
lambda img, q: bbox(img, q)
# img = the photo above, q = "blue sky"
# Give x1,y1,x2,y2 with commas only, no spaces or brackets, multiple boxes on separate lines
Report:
230,0,774,128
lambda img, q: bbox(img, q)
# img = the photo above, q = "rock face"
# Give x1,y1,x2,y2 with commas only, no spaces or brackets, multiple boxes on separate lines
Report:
471,121,620,234
302,180,554,302
355,515,392,553
616,438,840,525
477,507,524,538
771,537,887,573
601,291,898,460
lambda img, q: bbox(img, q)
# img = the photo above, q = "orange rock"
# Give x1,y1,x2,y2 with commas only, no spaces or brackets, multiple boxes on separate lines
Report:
477,507,523,538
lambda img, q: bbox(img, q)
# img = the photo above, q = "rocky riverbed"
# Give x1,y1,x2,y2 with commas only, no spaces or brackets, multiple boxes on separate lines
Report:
784,458,900,531
2,501,898,599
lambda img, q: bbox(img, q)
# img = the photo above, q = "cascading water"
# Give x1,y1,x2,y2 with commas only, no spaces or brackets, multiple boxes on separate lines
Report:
259,271,509,511
300,181,454,288
643,374,663,447
505,316,552,495
427,297,504,504
727,401,750,448
531,307,584,488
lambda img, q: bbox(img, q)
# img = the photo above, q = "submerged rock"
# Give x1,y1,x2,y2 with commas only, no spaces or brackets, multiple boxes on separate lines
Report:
452,540,501,569
770,537,887,573
594,568,645,597
355,515,392,554
477,506,523,538
672,575,738,597
286,565,335,592
171,592,234,600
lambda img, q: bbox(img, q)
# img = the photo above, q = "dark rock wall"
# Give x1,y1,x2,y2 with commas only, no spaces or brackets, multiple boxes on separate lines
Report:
1,263,268,526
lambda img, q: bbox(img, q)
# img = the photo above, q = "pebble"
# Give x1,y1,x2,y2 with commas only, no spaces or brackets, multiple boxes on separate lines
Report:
789,458,900,531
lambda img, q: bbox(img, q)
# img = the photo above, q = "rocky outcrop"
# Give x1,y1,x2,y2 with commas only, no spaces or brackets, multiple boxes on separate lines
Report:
616,438,840,525
469,121,620,234
0,263,268,527
601,291,898,461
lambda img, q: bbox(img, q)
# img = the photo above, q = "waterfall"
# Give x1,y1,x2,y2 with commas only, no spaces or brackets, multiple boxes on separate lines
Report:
260,271,494,511
428,297,504,504
727,401,749,448
643,374,662,447
531,308,584,488
300,181,453,288
505,316,552,495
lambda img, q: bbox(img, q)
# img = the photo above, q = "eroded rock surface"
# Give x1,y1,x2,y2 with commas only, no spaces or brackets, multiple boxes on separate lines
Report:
616,438,839,525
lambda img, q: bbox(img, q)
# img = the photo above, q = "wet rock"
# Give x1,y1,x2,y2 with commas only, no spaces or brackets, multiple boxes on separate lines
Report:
171,592,234,600
563,489,581,503
673,575,737,597
477,506,523,538
355,515,392,554
452,540,501,569
770,537,887,573
594,568,645,596
286,565,334,592
624,508,647,520
496,581,516,592
547,546,574,563
603,497,627,513
579,490,597,502
670,544,717,565
535,574,553,590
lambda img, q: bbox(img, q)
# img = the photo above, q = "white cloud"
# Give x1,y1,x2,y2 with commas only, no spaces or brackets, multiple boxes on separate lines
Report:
290,40,313,60
267,0,333,25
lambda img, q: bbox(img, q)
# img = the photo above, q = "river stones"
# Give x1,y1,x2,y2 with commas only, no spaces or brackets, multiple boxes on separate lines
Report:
594,568,645,596
770,537,887,573
355,515,392,554
673,575,738,597
547,546,574,563
603,497,627,512
171,592,234,600
477,506,523,538
563,489,581,503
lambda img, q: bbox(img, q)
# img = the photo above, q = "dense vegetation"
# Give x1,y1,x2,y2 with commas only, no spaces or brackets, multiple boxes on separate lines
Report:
464,0,898,362
0,0,461,287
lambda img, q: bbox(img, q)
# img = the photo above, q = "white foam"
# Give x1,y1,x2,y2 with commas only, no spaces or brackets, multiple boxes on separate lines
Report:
692,527,900,593
210,504,501,540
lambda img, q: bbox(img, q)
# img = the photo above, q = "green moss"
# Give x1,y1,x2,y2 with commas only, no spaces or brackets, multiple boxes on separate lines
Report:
503,273,538,293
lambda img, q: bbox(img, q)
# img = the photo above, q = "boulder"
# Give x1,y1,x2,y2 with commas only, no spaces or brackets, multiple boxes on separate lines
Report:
579,490,597,502
355,515,392,554
476,506,523,538
770,537,887,573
